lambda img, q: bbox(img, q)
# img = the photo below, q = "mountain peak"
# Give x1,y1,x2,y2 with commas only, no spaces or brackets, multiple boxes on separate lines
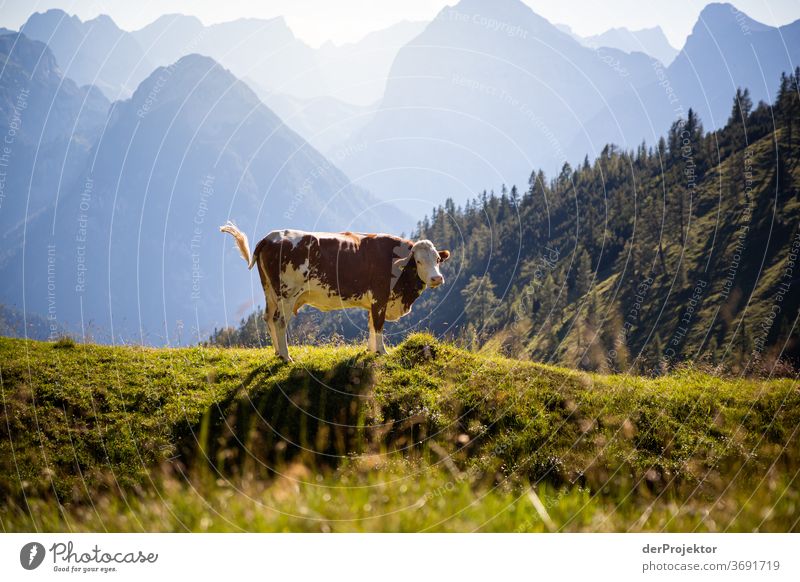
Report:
0,31,60,82
86,13,118,27
454,0,528,10
126,53,261,118
581,24,678,64
82,13,128,36
694,3,769,35
24,8,82,29
140,53,230,93
699,2,737,18
446,0,541,21
431,0,569,46
32,8,75,20
174,52,220,69
150,13,203,27
219,14,290,28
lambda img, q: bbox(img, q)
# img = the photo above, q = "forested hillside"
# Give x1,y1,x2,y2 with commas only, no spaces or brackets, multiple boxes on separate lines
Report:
213,71,800,374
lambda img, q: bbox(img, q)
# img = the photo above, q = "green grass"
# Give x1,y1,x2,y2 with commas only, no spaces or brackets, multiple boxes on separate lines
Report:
1,334,798,532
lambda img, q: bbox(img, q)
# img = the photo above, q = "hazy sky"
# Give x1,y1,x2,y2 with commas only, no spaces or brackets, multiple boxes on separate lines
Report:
1,0,798,48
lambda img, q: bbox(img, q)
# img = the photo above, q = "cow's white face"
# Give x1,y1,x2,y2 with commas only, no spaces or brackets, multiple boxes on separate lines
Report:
412,240,451,288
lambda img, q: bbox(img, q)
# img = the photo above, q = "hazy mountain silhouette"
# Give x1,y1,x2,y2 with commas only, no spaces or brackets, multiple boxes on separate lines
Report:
339,0,658,213
577,3,800,159
133,15,426,107
256,90,376,158
0,32,108,269
16,11,423,156
128,13,206,67
1,54,406,343
316,20,428,105
581,26,678,65
671,3,799,125
131,15,424,156
20,9,153,99
132,14,325,100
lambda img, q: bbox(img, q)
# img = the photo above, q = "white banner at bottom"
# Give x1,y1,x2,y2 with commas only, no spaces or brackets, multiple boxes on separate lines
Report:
1,533,796,581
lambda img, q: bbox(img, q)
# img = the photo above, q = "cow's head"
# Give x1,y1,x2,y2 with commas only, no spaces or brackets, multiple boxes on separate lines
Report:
394,240,451,288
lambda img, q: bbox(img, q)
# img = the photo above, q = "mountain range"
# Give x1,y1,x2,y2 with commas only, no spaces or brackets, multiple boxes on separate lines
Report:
1,0,798,346
573,25,678,65
0,32,109,265
337,0,800,212
23,9,424,107
20,10,154,99
14,9,424,157
578,3,800,169
0,34,404,344
337,0,663,214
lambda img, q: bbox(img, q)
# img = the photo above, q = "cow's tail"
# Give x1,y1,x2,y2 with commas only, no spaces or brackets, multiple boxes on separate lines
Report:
219,221,256,270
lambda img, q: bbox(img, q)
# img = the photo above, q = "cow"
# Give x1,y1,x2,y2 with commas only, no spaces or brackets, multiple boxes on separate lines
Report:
219,222,451,361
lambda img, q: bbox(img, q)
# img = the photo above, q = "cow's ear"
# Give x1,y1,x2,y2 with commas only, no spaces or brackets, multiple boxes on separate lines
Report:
438,250,451,263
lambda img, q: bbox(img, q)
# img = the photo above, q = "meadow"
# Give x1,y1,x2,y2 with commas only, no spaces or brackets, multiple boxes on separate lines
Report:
1,335,797,532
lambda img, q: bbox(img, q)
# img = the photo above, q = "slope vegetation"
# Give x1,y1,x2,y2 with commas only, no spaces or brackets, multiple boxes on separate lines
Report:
1,335,797,531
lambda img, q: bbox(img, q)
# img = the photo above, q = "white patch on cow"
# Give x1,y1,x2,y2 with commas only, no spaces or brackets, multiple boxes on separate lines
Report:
280,261,372,315
266,229,314,248
267,229,362,251
368,313,387,354
385,295,410,321
285,229,309,248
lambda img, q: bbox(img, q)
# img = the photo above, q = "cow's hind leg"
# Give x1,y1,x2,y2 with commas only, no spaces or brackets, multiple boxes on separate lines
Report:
264,293,280,357
273,298,295,362
256,256,282,359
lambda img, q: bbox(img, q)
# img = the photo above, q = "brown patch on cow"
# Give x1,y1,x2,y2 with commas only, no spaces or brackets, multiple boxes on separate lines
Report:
390,259,426,314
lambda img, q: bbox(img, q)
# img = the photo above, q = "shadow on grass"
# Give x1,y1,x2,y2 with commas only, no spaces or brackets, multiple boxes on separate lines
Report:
176,352,381,479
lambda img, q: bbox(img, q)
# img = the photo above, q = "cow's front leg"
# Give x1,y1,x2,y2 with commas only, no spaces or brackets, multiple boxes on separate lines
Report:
369,305,387,355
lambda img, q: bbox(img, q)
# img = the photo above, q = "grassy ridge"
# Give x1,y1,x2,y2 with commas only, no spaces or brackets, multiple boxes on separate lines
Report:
1,335,798,532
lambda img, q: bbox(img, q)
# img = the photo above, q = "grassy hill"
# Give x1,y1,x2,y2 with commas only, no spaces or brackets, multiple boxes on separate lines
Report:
1,335,798,532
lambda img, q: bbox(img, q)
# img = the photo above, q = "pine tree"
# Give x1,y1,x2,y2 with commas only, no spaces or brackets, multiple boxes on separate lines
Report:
574,249,593,298
461,275,500,332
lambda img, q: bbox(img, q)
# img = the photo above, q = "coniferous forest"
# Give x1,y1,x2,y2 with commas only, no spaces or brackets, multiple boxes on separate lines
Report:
211,70,800,374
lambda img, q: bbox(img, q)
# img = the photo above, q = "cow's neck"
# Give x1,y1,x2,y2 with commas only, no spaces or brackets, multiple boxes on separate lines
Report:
391,261,426,310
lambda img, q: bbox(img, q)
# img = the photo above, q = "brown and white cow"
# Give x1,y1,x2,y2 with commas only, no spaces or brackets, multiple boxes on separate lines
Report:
220,222,450,361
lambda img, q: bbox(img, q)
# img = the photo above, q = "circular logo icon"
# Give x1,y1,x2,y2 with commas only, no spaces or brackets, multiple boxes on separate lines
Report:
20,542,46,570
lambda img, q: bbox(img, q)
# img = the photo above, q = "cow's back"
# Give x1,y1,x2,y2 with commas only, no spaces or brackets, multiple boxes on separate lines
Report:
253,230,411,306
